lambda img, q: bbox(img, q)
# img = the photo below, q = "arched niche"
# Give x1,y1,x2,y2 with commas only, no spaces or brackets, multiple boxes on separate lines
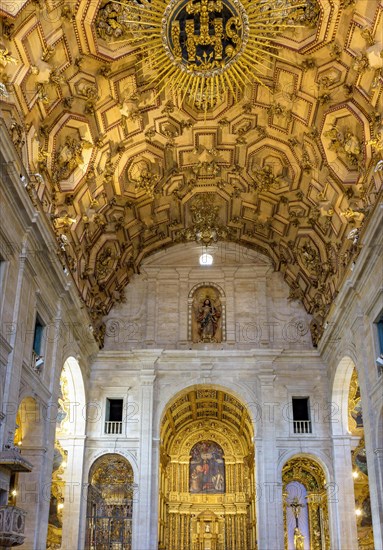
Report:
59,355,87,436
282,455,330,550
46,356,86,550
188,282,226,343
85,453,135,550
16,396,44,447
158,385,256,550
331,355,356,436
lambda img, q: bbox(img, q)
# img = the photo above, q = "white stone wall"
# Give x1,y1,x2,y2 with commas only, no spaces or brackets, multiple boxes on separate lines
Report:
92,242,333,550
102,243,313,351
87,347,332,550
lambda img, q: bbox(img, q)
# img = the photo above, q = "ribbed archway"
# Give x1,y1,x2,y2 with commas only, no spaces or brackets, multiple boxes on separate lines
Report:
158,385,256,550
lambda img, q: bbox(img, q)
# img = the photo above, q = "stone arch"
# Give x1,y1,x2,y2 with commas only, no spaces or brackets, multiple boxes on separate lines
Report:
331,355,356,436
61,355,87,436
46,356,87,550
158,385,256,550
188,281,226,300
84,449,139,484
16,396,44,447
156,381,261,438
85,453,135,550
277,450,333,483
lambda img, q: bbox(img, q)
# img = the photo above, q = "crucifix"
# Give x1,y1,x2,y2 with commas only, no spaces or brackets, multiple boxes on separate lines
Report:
289,497,303,529
289,497,305,550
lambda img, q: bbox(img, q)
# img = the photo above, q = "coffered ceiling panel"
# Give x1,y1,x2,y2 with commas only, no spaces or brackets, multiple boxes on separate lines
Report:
1,0,382,346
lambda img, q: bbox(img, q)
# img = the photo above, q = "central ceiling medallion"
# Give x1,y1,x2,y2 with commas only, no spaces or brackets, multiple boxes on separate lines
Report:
99,0,301,109
162,0,249,78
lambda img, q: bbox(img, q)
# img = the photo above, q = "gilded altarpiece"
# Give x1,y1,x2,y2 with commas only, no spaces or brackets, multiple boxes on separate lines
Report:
85,454,134,550
282,457,330,550
159,388,256,550
348,368,374,549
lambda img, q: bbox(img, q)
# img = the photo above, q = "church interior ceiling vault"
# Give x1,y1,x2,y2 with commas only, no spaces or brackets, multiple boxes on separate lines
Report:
1,0,382,345
160,387,254,454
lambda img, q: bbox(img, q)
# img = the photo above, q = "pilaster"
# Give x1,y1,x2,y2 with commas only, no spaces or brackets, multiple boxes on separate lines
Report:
135,367,156,550
255,368,284,550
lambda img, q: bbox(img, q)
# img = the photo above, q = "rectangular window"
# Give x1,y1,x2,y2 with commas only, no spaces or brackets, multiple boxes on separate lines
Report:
32,315,45,372
292,397,312,434
105,398,123,434
376,315,383,375
0,253,6,282
0,253,7,316
376,318,383,355
33,315,44,355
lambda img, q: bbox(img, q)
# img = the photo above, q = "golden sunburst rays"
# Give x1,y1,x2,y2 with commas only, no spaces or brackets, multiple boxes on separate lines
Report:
110,0,304,110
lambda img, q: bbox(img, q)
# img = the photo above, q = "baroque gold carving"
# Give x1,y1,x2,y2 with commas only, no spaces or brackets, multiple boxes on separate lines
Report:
176,194,232,246
0,48,18,67
52,136,91,184
283,456,329,550
348,368,374,548
2,0,382,335
160,387,256,550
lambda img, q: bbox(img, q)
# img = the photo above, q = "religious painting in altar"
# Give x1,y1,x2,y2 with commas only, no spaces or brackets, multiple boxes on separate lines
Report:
191,285,223,343
189,440,225,494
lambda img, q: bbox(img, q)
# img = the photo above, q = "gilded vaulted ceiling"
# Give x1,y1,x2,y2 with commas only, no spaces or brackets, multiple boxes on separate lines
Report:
1,0,382,344
160,387,254,454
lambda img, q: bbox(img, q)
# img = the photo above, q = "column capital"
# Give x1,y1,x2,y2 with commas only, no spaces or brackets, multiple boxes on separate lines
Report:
258,371,276,385
140,372,156,386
